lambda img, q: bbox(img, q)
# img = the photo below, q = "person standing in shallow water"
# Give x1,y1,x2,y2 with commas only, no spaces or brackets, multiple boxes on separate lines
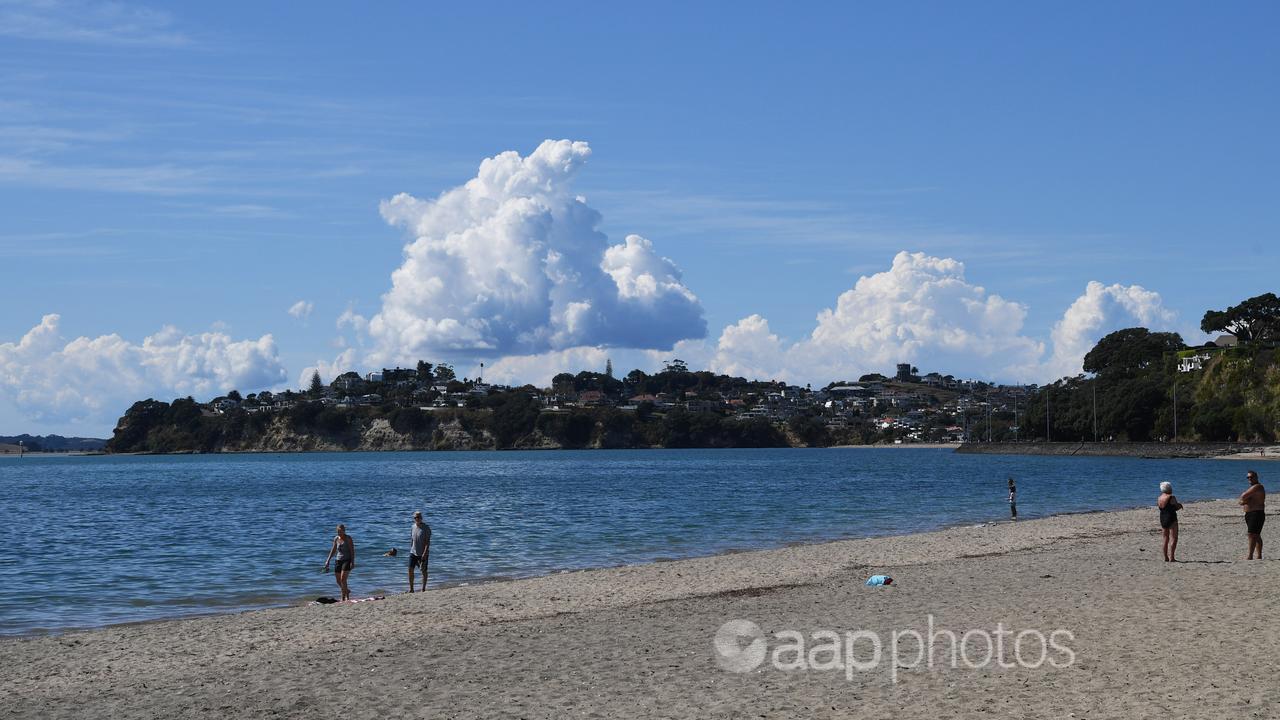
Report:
1157,481,1183,562
1241,470,1265,560
324,523,355,602
1008,477,1017,521
408,510,432,593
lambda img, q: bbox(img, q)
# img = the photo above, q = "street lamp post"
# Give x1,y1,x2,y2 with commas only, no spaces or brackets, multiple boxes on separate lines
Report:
1045,387,1051,442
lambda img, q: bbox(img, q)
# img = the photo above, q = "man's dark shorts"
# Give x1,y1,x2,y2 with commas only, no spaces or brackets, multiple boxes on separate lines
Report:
1246,510,1266,535
333,558,352,574
409,551,429,571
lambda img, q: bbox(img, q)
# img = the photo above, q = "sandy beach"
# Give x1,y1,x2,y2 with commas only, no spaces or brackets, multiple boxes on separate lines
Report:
3,499,1277,719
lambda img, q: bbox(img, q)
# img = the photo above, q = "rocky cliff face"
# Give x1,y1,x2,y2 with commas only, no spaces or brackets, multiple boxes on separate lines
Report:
217,416,501,453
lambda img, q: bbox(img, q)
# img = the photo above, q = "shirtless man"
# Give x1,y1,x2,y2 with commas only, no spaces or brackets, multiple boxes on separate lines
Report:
1240,470,1266,560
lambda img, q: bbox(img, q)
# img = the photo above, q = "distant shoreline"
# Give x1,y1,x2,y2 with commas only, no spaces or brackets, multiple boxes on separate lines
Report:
0,451,101,458
92,444,964,456
829,442,960,450
957,441,1279,460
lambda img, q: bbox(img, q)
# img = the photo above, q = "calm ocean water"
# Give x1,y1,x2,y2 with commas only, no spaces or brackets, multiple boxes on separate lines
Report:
0,448,1257,635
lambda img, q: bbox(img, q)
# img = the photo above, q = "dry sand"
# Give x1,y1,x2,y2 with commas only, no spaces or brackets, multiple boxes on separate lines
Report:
1214,446,1280,461
3,499,1277,719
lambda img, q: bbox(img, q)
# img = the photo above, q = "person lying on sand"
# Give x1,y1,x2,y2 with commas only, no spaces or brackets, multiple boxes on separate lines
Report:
1241,470,1265,560
1157,481,1183,562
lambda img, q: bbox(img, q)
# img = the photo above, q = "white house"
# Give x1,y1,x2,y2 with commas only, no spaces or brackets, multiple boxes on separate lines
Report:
1178,352,1212,373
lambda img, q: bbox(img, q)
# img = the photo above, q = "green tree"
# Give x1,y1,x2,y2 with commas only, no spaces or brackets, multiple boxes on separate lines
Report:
308,370,323,395
664,359,689,374
489,393,541,447
1201,292,1280,344
624,368,649,389
1083,328,1184,377
416,360,433,382
788,413,831,447
435,364,456,383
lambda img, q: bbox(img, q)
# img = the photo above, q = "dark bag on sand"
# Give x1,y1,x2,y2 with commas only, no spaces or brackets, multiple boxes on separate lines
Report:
314,597,339,604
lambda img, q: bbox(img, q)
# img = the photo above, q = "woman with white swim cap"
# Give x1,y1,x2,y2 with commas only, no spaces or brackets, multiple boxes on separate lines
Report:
1157,481,1183,562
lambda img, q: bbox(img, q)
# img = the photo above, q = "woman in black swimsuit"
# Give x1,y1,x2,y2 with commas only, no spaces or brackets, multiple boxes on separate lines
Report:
1158,481,1183,562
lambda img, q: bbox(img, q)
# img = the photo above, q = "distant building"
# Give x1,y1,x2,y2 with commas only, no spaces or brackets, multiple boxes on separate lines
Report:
334,372,365,391
364,371,384,383
381,367,416,384
212,397,239,412
577,390,607,406
684,399,721,413
1178,352,1212,373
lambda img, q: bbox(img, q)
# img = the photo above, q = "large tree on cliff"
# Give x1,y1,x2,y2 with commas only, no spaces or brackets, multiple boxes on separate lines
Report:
1082,328,1184,378
1200,292,1280,343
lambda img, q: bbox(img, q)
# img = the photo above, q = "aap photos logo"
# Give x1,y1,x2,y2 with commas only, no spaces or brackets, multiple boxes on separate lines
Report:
713,620,768,673
712,616,1076,683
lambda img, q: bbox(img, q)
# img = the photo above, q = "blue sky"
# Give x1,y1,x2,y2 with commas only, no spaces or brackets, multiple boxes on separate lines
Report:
1,1,1277,436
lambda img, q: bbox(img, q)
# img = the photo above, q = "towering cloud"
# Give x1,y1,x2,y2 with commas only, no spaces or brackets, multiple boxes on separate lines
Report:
368,139,705,365
1042,281,1177,379
0,314,286,428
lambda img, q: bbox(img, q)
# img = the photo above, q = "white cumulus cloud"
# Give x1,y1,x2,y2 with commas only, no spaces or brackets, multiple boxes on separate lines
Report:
287,300,314,322
368,139,706,365
695,252,1178,386
479,347,612,388
787,251,1044,381
709,315,788,381
0,314,287,429
1042,281,1178,379
297,347,359,389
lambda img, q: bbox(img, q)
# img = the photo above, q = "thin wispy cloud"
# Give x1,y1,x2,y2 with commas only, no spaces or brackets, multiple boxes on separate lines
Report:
0,124,131,154
0,156,209,194
211,204,292,219
0,0,188,46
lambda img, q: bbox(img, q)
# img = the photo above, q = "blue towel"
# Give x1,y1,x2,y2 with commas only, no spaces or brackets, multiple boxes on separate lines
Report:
865,575,893,586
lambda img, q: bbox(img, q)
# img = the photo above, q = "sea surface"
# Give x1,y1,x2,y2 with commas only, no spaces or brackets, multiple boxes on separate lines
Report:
0,448,1258,635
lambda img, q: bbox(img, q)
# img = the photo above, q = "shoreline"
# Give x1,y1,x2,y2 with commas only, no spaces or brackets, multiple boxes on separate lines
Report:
828,442,960,449
3,498,1272,718
957,440,1279,459
78,443,964,457
0,496,1242,635
1,486,1155,640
